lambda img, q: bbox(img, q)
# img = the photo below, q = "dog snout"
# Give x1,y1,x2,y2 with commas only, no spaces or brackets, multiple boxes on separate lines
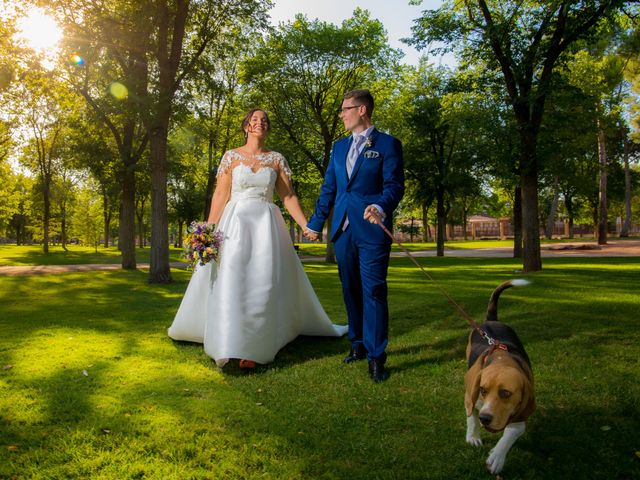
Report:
479,413,493,426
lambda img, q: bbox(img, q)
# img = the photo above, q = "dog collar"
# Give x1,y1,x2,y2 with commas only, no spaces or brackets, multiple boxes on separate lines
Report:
483,343,509,365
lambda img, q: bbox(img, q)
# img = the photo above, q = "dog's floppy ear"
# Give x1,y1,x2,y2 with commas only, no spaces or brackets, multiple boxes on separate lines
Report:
464,361,482,416
513,374,536,422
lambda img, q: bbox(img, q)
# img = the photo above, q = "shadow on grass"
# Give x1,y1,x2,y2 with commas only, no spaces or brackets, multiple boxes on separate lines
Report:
2,257,640,478
523,400,640,479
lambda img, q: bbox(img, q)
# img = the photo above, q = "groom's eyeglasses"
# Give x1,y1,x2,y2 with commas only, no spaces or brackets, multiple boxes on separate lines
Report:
339,105,362,113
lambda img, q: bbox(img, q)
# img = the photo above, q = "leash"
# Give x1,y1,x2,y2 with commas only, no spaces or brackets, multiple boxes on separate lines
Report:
371,217,503,348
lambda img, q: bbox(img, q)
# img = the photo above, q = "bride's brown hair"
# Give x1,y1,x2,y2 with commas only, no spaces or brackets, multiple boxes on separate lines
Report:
242,109,271,138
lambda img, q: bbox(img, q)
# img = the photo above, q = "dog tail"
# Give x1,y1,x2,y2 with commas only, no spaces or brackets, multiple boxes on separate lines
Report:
485,279,530,322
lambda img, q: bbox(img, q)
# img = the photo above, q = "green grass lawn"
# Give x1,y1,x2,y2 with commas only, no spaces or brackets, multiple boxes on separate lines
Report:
296,237,613,256
296,240,516,256
0,244,186,266
1,237,617,266
1,256,639,479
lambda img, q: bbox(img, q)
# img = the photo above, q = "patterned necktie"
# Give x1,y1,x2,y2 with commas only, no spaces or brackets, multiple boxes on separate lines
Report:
347,135,364,178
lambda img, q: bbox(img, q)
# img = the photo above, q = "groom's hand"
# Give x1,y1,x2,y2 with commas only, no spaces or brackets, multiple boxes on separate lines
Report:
304,228,319,241
364,205,383,224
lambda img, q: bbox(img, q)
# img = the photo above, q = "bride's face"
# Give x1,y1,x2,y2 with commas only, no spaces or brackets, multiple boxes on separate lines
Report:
245,111,270,139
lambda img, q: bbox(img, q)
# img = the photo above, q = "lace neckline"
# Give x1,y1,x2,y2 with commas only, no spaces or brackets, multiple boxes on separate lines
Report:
218,149,292,179
232,149,275,159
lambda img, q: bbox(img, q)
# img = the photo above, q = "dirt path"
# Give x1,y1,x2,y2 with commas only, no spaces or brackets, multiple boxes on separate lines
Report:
1,241,639,276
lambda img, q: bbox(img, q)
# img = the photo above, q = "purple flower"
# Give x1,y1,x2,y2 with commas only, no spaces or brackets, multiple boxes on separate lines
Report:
183,221,223,270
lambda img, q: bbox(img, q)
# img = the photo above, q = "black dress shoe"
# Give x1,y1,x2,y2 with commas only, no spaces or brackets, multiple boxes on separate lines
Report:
343,345,367,364
368,359,389,383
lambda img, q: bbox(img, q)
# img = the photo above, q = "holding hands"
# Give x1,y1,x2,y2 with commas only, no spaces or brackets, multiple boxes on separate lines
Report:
303,227,319,241
304,204,384,242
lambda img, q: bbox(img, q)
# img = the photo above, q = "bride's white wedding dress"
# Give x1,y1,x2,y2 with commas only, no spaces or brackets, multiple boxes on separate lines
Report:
168,150,347,365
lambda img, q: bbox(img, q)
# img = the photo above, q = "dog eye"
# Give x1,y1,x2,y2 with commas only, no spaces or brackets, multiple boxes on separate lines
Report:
499,389,512,399
479,387,486,397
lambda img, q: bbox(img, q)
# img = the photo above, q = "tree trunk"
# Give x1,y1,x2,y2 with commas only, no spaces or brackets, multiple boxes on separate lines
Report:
410,217,415,243
137,212,144,248
620,135,632,238
204,114,216,220
148,123,172,283
591,202,599,236
545,175,560,240
147,0,191,283
205,170,216,221
564,193,575,239
422,203,429,242
102,188,110,247
512,185,522,259
462,201,468,241
177,221,184,249
136,196,146,248
42,177,50,254
120,160,137,268
519,135,541,271
597,123,607,245
436,190,446,257
61,204,68,251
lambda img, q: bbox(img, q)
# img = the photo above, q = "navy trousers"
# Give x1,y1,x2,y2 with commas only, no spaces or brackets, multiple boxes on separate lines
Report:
333,226,390,362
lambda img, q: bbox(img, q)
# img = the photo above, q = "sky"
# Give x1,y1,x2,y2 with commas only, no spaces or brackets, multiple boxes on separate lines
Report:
268,0,449,67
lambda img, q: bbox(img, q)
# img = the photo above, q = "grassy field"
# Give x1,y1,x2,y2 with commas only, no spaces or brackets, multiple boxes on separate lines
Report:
0,237,613,266
296,236,627,256
0,244,186,266
1,253,639,479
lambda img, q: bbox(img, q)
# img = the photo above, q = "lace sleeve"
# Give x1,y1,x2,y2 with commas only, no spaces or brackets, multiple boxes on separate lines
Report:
216,151,232,177
277,153,292,179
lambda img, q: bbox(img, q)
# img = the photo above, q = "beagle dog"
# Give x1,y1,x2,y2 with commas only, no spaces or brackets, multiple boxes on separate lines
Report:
464,279,535,474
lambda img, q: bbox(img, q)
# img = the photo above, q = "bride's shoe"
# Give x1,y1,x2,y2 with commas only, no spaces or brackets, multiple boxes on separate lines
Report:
239,359,256,369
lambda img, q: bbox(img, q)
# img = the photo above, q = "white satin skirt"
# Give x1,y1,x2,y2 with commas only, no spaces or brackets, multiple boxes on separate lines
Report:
168,197,347,365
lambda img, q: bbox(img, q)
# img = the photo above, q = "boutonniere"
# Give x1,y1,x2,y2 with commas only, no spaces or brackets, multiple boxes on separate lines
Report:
364,150,380,159
364,137,373,149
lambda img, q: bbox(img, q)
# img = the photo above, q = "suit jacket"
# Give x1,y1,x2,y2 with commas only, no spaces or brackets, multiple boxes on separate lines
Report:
308,127,404,244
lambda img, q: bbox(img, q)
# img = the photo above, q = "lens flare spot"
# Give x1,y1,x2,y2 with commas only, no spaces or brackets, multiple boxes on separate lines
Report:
109,82,128,100
70,54,85,65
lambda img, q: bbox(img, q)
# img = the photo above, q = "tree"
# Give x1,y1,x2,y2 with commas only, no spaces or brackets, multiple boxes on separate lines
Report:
620,24,640,236
52,167,80,250
10,175,34,244
11,73,71,253
58,0,151,268
66,116,121,248
405,63,488,255
181,26,252,221
244,9,400,261
0,161,21,237
536,75,598,238
409,0,634,271
72,180,104,252
144,0,270,284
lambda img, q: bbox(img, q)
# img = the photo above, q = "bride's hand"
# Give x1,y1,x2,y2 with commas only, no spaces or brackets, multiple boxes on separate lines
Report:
304,228,318,241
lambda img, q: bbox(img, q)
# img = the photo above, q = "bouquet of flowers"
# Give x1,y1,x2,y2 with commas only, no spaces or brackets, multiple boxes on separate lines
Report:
183,221,223,270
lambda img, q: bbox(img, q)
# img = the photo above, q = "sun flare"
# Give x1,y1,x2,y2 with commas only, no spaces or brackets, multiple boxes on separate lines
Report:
16,7,62,52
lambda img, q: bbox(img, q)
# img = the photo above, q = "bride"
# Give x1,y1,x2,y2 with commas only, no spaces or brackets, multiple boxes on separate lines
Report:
168,108,347,367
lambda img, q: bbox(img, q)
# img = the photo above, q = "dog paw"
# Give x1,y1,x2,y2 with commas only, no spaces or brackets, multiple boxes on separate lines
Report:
486,448,506,474
466,434,482,447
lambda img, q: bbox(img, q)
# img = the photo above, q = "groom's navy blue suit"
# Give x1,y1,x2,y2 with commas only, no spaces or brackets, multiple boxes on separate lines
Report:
308,127,404,362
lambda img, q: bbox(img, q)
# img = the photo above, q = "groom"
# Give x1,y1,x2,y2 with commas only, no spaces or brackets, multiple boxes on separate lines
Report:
305,89,404,383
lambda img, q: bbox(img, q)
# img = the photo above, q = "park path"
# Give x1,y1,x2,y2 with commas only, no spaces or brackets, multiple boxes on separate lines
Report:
1,240,639,276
